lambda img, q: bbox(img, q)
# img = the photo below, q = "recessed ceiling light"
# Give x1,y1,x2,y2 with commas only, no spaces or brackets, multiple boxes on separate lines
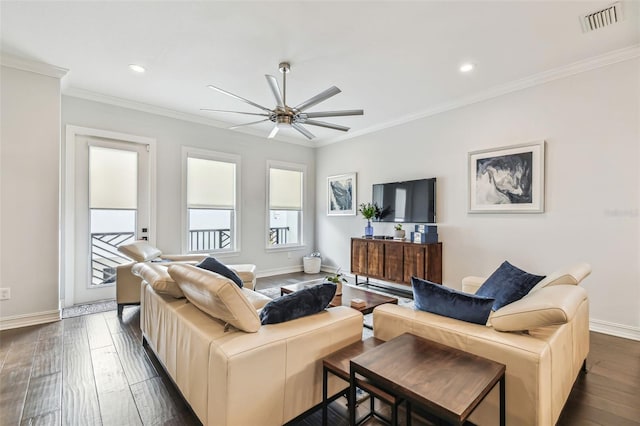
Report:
129,64,146,73
459,63,475,73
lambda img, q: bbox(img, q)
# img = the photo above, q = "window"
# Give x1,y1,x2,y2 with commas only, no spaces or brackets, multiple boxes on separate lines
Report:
184,148,239,253
267,162,304,248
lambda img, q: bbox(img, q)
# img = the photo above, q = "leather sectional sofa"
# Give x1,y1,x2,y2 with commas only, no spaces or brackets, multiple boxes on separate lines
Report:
373,263,591,426
132,262,363,426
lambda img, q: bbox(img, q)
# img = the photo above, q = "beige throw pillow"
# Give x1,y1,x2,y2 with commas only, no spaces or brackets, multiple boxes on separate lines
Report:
168,264,261,333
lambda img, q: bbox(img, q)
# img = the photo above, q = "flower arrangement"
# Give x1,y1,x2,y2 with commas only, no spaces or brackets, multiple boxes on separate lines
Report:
394,223,403,231
358,202,381,220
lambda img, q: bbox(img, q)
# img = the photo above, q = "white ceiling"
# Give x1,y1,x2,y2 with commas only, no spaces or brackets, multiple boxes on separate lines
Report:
2,1,639,145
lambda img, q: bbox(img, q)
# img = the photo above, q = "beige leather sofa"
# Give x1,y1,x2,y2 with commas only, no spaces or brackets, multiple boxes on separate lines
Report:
133,262,363,426
373,263,591,426
116,241,256,315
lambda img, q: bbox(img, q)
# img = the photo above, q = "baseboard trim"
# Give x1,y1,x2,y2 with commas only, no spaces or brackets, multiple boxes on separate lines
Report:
0,309,61,331
256,265,304,278
590,319,640,341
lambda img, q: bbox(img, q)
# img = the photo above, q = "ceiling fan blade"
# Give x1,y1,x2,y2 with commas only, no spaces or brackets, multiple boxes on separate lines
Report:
291,123,315,140
228,118,270,130
265,75,285,108
302,119,350,132
207,84,273,113
293,86,341,112
301,109,364,118
200,108,270,117
268,125,279,139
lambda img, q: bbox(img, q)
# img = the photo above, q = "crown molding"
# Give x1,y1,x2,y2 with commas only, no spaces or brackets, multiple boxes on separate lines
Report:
0,53,68,79
63,45,639,149
317,44,640,147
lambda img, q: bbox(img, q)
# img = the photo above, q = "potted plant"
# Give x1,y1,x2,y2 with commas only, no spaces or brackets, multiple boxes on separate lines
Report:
325,268,348,295
358,202,380,237
394,223,406,240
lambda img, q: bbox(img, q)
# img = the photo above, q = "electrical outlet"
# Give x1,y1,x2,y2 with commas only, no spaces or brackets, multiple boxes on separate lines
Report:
0,288,10,300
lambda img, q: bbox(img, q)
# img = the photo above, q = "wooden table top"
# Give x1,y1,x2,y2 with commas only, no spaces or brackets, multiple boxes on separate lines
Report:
280,280,398,315
323,337,398,404
350,333,506,424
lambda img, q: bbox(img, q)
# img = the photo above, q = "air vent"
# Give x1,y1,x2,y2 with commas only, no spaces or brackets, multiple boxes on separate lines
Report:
581,2,623,33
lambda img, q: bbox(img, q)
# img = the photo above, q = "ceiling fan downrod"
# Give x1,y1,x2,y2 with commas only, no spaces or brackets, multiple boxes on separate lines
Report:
279,62,290,106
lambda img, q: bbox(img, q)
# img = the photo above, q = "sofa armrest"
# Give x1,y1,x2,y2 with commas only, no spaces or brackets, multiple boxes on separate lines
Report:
207,306,363,425
116,262,142,304
462,276,486,294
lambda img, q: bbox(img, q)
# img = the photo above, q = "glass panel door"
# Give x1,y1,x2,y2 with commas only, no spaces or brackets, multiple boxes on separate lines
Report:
72,135,149,304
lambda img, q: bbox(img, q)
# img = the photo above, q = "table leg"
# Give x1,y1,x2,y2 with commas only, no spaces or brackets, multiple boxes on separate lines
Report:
322,366,328,426
349,367,357,426
405,400,411,426
500,375,506,426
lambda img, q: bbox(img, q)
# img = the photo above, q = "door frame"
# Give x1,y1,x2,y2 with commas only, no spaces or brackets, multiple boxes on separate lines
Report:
62,125,157,308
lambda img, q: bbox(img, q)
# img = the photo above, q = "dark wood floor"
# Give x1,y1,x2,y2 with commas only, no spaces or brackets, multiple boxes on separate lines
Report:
1,272,638,426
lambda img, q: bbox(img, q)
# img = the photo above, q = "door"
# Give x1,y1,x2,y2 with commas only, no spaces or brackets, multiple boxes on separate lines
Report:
384,243,404,283
72,135,150,304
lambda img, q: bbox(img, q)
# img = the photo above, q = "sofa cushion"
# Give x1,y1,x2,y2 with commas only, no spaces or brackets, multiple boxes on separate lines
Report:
168,264,260,333
476,261,545,310
196,256,243,288
491,285,588,331
411,277,495,325
132,262,184,298
118,240,163,262
259,283,336,325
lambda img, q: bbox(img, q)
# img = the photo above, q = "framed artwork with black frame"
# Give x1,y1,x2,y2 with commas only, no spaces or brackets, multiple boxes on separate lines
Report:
327,172,356,216
468,141,545,213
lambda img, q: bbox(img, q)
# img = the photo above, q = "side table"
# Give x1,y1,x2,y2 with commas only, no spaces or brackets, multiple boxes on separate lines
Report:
349,333,506,426
322,337,404,426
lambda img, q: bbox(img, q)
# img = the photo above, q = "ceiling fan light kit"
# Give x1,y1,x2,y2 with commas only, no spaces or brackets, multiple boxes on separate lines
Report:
203,61,364,140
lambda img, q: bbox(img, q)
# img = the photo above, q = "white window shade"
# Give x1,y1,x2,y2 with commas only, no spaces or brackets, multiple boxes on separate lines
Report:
188,157,235,209
89,146,137,209
270,168,302,210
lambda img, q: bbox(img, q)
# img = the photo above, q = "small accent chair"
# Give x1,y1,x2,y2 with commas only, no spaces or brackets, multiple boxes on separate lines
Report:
116,241,256,315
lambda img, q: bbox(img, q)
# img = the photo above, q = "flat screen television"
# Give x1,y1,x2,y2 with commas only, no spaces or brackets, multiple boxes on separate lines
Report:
372,178,436,223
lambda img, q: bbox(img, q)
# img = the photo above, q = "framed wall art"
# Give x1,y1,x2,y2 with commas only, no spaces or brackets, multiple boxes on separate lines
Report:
468,141,545,213
327,172,356,216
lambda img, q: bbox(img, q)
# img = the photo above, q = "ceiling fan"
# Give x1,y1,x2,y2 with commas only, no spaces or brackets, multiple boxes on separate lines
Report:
202,62,364,140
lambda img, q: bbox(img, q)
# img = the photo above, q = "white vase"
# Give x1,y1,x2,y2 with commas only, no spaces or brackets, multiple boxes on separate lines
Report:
336,281,342,296
394,230,406,239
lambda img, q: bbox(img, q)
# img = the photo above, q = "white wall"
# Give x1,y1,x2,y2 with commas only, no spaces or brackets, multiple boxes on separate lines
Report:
62,96,316,277
1,66,62,320
316,59,640,334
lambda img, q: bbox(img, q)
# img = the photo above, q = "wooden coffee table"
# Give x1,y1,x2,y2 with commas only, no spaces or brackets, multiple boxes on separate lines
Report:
280,280,397,315
349,333,506,426
322,337,403,426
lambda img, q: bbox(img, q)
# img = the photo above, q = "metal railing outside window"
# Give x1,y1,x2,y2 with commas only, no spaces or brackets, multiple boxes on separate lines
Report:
91,231,135,286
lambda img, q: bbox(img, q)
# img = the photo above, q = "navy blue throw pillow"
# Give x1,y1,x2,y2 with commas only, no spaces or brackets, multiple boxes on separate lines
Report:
196,257,243,288
411,277,495,325
260,283,337,325
475,261,545,310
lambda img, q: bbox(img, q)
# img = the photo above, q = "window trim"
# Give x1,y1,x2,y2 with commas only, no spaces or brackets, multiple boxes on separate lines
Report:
182,146,241,255
266,160,306,250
